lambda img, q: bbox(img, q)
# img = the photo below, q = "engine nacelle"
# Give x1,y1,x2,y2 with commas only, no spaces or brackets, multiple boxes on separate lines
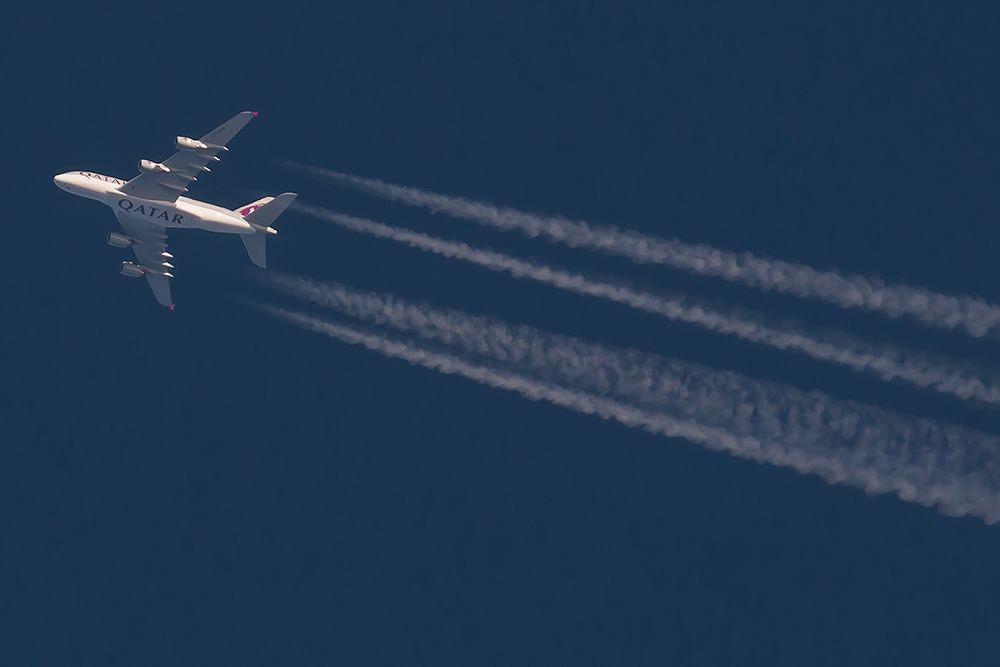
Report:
107,232,133,248
139,159,171,173
120,261,145,278
175,135,209,151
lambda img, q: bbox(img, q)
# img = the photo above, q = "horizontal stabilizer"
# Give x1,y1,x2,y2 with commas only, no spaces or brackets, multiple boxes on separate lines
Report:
241,233,267,269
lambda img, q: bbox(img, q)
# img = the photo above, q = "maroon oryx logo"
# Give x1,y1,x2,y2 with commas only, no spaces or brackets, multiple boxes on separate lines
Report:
239,203,266,217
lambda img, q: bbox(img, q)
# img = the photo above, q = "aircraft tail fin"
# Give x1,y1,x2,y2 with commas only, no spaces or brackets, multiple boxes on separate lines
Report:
235,196,274,218
240,192,297,228
235,193,298,269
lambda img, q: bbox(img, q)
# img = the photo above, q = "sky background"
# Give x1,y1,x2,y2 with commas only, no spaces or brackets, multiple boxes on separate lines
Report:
4,2,1000,664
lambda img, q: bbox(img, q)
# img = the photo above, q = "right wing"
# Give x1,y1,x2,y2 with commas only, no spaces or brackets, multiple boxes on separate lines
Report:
118,111,257,203
114,211,174,308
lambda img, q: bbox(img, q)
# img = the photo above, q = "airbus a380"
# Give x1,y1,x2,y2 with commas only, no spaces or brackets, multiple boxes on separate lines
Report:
54,111,296,309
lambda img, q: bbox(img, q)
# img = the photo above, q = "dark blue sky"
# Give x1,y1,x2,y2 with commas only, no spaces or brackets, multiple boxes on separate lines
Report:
5,3,1000,664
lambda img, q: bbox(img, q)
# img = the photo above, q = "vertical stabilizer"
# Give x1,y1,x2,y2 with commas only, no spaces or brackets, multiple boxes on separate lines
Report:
235,193,297,269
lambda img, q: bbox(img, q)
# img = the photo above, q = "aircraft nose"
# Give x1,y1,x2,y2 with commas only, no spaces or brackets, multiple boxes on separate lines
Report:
53,173,70,188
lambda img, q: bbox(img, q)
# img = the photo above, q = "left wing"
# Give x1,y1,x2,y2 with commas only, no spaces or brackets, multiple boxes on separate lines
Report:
118,111,258,202
114,211,175,308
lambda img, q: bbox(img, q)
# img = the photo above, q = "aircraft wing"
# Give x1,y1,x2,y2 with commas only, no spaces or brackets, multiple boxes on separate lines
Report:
114,211,174,308
118,111,258,202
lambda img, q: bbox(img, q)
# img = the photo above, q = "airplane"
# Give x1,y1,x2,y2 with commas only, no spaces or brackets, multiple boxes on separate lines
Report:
53,111,297,309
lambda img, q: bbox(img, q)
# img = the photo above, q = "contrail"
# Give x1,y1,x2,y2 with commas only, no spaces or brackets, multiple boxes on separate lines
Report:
264,272,998,449
257,304,763,454
291,204,1000,406
255,300,1000,523
290,163,1000,339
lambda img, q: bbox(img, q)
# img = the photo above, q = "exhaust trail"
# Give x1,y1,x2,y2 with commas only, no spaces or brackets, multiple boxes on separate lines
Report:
291,163,1000,339
256,303,764,455
265,272,1000,452
292,204,1000,406
256,300,1000,523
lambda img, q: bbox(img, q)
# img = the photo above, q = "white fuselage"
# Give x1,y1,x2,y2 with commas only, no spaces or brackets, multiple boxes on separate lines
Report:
53,171,253,234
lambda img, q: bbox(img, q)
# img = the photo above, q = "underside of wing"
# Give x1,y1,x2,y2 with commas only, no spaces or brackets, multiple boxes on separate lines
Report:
144,272,173,309
118,111,258,202
114,211,175,308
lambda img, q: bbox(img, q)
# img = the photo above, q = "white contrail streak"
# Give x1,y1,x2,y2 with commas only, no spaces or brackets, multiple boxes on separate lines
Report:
256,300,1000,523
292,204,1000,406
291,163,1000,338
257,304,764,454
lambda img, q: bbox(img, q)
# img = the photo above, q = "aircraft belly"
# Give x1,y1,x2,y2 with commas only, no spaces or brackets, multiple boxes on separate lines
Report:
177,201,251,233
196,218,251,233
109,197,248,232
111,196,189,227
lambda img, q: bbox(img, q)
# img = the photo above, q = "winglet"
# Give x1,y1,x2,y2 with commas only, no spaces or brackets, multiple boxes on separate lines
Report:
168,304,176,311
252,111,259,117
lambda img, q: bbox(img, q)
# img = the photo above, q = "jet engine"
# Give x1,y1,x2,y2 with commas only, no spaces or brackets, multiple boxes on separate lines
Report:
175,136,209,151
106,232,133,248
139,159,171,173
120,261,145,278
